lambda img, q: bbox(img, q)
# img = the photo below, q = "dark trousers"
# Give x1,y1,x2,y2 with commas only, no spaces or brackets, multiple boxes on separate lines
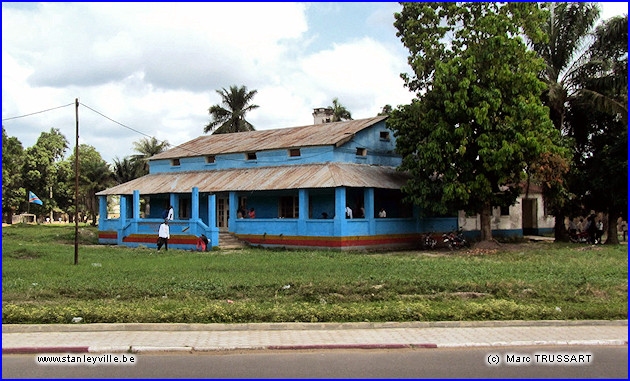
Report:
157,237,168,251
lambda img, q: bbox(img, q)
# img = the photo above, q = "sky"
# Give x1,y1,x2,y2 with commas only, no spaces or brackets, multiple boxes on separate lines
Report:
2,2,628,164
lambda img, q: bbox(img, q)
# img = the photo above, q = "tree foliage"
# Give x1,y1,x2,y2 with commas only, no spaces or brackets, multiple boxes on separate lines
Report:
2,127,25,219
131,136,170,176
21,128,69,218
330,98,353,122
390,2,564,241
204,85,259,134
565,14,628,243
68,144,113,226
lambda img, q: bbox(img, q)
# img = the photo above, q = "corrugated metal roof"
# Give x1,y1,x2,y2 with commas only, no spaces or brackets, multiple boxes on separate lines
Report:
96,163,408,195
150,116,388,160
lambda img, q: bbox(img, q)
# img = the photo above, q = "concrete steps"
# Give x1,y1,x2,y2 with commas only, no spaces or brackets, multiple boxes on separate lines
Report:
219,232,249,249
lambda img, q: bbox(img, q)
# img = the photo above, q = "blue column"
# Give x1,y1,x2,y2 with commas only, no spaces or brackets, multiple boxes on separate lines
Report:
191,187,199,221
298,189,308,235
334,187,347,237
118,195,127,245
365,188,375,235
228,191,237,233
133,190,140,220
208,193,218,248
98,196,107,230
170,193,178,220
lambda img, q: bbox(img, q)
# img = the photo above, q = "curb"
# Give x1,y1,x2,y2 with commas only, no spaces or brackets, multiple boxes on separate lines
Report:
3,320,627,333
4,340,626,354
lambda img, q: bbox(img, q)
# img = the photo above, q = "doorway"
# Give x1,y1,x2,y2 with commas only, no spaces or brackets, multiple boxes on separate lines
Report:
217,196,229,231
522,198,537,235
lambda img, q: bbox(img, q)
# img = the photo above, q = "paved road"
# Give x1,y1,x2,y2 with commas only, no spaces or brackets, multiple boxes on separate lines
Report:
3,346,627,379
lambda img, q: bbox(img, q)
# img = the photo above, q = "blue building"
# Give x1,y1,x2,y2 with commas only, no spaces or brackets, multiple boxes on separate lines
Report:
96,113,457,250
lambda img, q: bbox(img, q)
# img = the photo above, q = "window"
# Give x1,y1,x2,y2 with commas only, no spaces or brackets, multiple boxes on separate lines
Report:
279,196,299,218
246,152,257,160
356,147,367,157
500,206,510,216
171,158,180,166
288,149,301,157
380,131,390,141
205,155,215,164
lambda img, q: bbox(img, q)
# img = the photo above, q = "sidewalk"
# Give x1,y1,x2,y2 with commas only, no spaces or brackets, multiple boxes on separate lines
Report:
3,320,627,354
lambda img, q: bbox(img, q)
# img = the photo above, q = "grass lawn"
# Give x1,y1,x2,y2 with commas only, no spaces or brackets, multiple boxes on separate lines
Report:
2,224,627,324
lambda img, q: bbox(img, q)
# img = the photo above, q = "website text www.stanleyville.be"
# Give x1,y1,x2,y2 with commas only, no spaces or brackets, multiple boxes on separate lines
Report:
36,354,137,366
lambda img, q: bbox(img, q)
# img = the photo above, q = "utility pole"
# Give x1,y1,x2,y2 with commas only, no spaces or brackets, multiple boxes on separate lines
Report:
74,98,79,265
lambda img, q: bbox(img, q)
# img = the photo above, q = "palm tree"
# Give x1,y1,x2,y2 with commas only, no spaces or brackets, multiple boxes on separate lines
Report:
204,85,259,134
131,137,170,175
112,156,145,184
529,2,600,242
531,2,600,132
330,98,352,122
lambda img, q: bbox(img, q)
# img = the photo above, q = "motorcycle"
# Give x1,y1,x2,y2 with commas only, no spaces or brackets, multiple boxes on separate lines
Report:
442,229,469,250
569,230,592,244
421,232,437,250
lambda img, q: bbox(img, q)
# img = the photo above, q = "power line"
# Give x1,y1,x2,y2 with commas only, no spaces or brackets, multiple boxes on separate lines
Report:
1,103,74,121
79,102,207,157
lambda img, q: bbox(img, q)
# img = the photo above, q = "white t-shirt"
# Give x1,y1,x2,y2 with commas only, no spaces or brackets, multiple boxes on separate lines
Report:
158,223,170,239
167,207,174,220
345,206,353,219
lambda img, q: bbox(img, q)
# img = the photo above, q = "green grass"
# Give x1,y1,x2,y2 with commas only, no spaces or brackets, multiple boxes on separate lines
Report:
2,224,627,323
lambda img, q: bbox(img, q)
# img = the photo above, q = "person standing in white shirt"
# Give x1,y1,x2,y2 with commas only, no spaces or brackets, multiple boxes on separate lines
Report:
167,205,174,220
157,220,170,251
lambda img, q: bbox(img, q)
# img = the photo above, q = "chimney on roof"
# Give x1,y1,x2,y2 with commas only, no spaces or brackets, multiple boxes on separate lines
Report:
312,107,334,124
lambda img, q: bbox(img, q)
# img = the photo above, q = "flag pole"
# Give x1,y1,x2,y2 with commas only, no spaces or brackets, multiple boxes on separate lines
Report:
74,98,79,265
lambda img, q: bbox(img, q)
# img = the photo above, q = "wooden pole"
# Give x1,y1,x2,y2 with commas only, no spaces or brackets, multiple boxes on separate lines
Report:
74,98,79,265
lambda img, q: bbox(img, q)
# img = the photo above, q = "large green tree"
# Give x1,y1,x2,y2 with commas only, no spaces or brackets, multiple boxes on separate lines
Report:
390,2,564,242
21,128,69,220
204,85,259,134
528,3,600,241
2,127,25,222
566,15,628,244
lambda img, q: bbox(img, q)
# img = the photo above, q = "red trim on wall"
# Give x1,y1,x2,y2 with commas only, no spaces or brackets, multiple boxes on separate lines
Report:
122,234,198,245
241,234,419,248
98,231,117,240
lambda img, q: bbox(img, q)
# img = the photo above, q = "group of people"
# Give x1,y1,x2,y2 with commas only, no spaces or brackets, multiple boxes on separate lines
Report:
568,214,604,244
156,205,209,252
237,207,255,219
345,205,387,219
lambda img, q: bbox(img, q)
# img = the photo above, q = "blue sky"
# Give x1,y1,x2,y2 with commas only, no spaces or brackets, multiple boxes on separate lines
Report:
2,2,627,164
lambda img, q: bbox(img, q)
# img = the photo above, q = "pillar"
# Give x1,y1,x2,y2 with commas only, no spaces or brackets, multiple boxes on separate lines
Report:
191,187,199,221
228,191,238,233
334,187,347,237
98,196,107,230
133,190,140,220
118,195,127,245
170,193,178,220
365,188,375,235
298,189,308,235
207,193,218,248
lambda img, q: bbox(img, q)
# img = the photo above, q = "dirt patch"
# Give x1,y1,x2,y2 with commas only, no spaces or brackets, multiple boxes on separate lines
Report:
472,240,502,250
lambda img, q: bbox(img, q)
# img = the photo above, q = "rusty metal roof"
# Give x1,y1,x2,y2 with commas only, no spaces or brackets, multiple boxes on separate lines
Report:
150,116,388,160
96,163,408,195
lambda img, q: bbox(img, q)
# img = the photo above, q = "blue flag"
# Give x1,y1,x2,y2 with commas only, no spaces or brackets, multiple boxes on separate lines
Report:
29,191,43,205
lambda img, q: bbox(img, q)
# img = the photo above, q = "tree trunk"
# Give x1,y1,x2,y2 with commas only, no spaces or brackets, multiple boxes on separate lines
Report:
554,211,570,242
479,203,493,241
605,213,620,245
